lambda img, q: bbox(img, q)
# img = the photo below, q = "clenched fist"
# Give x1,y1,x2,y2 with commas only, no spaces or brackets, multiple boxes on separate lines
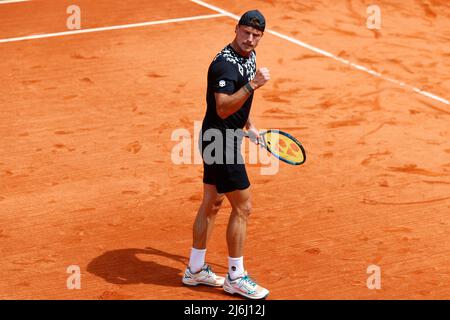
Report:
250,67,270,90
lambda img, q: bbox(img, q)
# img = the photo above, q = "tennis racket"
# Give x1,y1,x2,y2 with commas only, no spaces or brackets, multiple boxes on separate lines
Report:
245,129,306,165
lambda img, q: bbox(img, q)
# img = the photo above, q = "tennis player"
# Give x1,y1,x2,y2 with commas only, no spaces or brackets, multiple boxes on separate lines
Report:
182,10,270,299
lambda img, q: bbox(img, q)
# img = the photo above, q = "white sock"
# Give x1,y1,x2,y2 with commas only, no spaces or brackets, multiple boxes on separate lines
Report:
228,256,245,280
189,248,206,273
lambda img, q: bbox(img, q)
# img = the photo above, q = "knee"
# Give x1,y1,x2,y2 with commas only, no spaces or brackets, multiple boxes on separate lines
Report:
211,197,224,213
235,201,252,218
207,196,225,216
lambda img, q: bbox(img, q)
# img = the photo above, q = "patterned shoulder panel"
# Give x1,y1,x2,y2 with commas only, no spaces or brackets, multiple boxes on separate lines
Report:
213,46,256,81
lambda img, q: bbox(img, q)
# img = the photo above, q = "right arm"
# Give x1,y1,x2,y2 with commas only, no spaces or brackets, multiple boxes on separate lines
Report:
215,68,270,120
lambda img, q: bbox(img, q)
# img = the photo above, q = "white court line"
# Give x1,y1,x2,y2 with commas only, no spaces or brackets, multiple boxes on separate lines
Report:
0,13,225,44
0,0,29,4
190,0,449,106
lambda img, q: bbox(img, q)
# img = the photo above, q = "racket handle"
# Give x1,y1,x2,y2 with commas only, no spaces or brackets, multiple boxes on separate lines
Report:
244,132,264,146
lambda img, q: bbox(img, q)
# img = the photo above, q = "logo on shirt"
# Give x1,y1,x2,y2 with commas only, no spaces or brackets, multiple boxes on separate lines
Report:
219,80,226,87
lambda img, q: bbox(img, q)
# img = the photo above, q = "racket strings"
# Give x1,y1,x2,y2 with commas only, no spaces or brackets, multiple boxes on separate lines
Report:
264,131,305,165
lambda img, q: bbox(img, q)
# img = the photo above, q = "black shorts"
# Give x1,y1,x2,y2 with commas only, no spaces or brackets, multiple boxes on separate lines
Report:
203,162,250,194
200,128,250,194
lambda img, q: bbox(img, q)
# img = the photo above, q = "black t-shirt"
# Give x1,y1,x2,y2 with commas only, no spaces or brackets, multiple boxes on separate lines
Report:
202,44,257,132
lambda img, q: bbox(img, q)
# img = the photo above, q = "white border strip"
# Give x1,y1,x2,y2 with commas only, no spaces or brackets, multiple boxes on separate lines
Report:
190,0,449,106
0,13,225,44
0,0,29,4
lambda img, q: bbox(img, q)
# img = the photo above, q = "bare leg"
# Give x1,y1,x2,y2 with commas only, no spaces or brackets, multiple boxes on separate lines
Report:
183,185,226,286
192,184,225,249
221,187,269,298
225,187,252,258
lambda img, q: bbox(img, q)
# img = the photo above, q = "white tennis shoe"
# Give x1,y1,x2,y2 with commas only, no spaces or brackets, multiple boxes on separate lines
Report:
182,264,225,287
223,272,269,299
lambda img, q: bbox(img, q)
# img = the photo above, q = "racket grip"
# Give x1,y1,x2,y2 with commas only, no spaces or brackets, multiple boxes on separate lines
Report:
244,132,260,145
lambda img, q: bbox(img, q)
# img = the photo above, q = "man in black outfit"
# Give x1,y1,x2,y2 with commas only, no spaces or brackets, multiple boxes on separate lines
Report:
182,10,271,300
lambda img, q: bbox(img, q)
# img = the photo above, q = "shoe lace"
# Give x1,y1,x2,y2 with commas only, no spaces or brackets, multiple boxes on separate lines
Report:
242,275,257,287
205,265,214,276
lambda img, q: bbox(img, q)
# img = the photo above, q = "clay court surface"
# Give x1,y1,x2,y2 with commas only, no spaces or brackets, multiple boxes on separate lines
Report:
1,0,449,299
